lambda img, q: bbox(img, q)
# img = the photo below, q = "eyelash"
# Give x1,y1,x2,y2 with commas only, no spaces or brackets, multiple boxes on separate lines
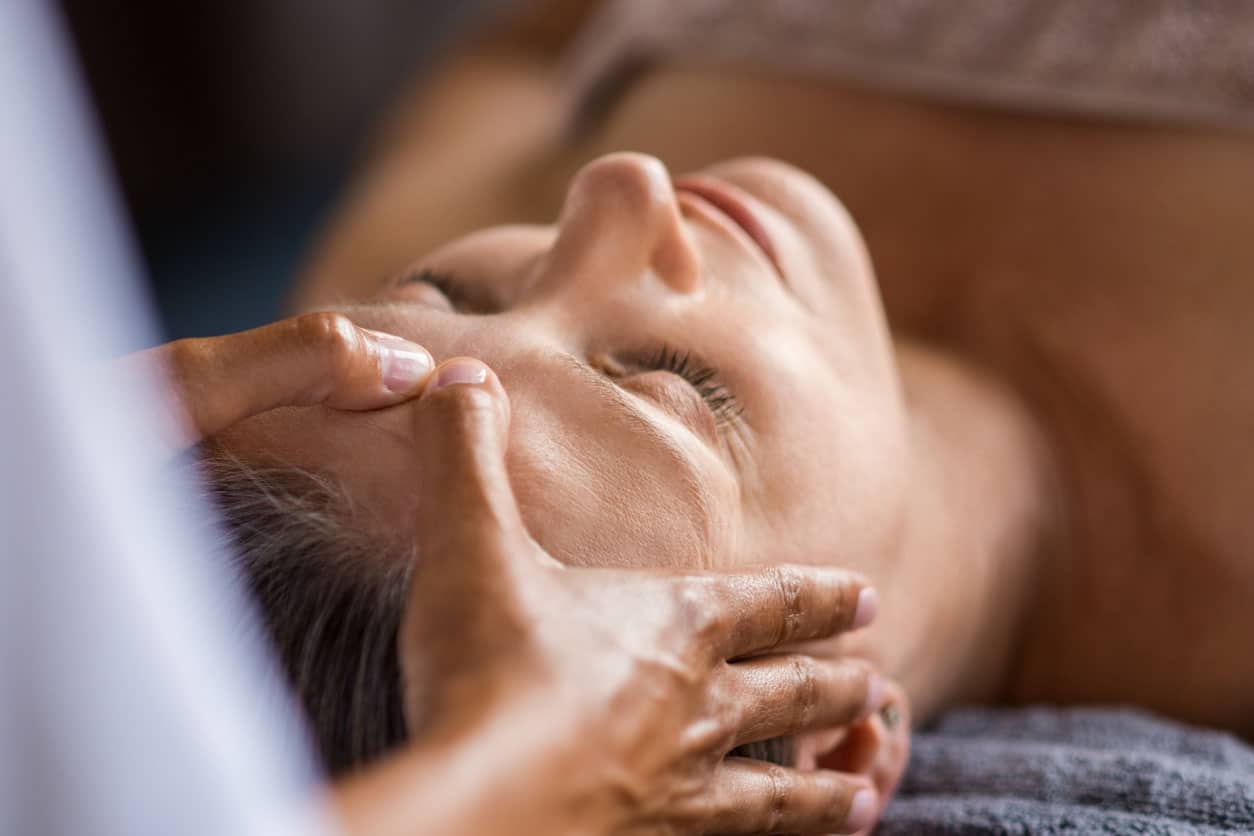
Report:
401,271,742,427
642,345,743,427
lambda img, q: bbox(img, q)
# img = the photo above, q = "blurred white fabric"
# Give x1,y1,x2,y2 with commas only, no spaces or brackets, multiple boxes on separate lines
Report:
0,1,331,834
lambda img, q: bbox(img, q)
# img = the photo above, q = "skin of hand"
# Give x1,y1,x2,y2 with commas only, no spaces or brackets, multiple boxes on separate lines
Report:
127,319,901,835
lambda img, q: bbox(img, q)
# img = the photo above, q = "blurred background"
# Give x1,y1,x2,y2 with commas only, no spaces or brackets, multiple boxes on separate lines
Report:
60,0,495,340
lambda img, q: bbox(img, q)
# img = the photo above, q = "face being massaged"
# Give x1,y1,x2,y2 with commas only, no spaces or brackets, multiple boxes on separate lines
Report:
231,153,907,577
213,153,942,782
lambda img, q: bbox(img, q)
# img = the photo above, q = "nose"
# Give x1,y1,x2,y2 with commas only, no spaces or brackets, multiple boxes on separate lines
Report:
543,153,702,295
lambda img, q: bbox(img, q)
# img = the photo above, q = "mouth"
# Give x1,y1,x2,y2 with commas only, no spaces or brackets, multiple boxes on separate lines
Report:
673,175,785,283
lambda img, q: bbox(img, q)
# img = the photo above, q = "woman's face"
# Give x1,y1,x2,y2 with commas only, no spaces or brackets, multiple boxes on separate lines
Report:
230,154,909,575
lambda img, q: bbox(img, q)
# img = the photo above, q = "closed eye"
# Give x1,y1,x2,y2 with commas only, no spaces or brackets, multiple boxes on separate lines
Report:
636,345,743,429
391,271,743,430
396,267,498,314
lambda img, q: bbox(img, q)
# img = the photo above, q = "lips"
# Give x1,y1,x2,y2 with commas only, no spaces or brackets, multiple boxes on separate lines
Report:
673,175,783,279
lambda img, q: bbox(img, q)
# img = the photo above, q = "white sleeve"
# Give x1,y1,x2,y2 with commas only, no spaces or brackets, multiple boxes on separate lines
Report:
0,2,334,835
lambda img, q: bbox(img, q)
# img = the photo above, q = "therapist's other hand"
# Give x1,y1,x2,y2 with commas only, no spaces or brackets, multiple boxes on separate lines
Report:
340,357,887,836
128,312,432,452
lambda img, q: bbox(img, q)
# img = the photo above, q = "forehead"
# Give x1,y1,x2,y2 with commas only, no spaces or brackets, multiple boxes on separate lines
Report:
222,342,745,576
307,309,866,570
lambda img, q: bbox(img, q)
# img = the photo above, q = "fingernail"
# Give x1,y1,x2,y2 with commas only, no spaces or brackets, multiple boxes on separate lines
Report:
852,587,878,630
429,357,489,390
844,788,877,832
380,345,434,393
861,673,884,719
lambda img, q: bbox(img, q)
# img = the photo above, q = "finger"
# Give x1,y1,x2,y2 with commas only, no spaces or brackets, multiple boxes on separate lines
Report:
142,311,434,447
817,680,911,811
409,357,529,577
399,358,531,734
698,759,878,835
694,565,877,659
723,657,882,748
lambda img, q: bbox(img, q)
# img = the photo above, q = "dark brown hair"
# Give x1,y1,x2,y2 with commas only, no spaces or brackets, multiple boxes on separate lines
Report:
200,447,411,775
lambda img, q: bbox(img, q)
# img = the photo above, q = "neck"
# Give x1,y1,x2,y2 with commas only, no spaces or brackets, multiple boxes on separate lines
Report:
873,340,1063,721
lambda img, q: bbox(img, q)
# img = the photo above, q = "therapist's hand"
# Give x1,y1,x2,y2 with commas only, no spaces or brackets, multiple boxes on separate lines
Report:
126,312,433,453
337,357,889,836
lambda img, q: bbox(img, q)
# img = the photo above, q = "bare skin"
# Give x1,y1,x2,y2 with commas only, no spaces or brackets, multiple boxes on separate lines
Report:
290,23,1254,738
134,319,909,835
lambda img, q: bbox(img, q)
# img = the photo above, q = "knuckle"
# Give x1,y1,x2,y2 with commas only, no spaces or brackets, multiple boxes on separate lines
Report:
661,788,710,836
704,677,744,751
692,702,740,759
786,656,819,728
672,581,723,644
767,565,805,646
761,762,791,832
296,312,364,380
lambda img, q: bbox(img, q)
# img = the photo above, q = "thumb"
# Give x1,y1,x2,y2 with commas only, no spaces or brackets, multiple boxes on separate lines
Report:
409,357,530,582
136,312,435,451
401,357,535,731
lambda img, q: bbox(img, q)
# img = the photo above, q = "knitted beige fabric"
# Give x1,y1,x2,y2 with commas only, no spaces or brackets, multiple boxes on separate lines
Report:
564,0,1254,132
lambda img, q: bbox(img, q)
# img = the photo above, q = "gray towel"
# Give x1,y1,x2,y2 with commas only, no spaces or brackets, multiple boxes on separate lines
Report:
878,707,1254,835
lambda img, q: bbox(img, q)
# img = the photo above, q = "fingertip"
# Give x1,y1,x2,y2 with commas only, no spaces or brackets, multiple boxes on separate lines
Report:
851,587,878,630
842,787,878,833
422,358,507,420
425,356,490,392
408,356,523,563
413,357,511,453
861,672,884,720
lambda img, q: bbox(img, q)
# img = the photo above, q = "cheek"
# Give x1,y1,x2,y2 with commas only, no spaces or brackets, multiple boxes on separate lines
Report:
505,417,739,572
748,386,909,574
509,449,711,570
